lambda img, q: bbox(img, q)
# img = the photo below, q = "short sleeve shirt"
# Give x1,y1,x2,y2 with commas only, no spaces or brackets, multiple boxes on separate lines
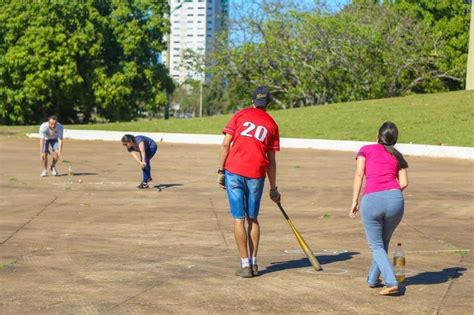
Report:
127,135,156,154
39,122,64,140
356,144,401,195
223,107,280,178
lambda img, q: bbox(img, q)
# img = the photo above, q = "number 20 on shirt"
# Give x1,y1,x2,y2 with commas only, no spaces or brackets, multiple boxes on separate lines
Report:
240,121,268,142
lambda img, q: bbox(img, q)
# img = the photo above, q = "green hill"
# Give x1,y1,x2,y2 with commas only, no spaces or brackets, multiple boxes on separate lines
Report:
2,91,473,147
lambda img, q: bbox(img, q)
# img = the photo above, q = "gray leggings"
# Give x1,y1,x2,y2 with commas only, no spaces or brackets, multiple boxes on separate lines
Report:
361,189,404,287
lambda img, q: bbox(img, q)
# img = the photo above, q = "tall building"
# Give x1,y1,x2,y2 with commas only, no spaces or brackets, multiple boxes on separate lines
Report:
164,0,228,83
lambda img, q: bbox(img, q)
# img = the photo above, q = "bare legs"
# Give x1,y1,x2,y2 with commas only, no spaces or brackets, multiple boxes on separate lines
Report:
234,217,260,259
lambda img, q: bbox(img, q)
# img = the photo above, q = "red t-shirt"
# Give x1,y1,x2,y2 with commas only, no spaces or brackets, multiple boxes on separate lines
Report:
223,107,280,178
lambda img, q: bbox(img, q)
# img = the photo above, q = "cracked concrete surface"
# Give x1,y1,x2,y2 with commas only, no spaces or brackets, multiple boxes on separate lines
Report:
0,138,472,314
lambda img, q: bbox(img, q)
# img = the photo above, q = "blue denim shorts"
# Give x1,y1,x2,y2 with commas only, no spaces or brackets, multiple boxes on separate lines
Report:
42,139,59,153
225,170,265,219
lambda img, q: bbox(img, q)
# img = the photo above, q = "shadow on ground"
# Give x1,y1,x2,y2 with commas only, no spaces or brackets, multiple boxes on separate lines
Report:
405,267,467,286
73,172,98,176
55,172,98,177
154,183,183,190
260,251,359,275
387,267,467,296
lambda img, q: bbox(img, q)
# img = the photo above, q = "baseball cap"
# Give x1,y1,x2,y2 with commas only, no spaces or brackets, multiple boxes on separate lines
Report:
252,86,271,107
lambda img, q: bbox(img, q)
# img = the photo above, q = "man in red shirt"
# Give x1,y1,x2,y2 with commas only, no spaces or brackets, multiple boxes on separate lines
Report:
218,86,281,278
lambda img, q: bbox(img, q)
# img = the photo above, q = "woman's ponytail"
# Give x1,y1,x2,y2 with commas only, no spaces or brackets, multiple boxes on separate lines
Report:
383,144,408,169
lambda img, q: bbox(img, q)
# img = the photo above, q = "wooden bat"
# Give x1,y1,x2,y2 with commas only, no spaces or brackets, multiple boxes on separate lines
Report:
277,202,322,271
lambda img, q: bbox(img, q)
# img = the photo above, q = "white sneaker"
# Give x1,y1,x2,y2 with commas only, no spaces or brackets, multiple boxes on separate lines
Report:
41,170,48,177
50,166,58,176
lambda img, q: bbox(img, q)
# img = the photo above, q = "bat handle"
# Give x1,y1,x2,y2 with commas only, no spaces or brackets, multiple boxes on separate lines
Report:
277,202,289,220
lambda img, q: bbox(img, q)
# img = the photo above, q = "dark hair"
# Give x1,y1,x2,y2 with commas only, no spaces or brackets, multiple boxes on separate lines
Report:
377,121,408,169
48,115,58,121
121,134,136,143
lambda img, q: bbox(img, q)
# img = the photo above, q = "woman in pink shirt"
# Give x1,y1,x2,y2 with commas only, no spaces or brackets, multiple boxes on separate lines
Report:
350,121,409,296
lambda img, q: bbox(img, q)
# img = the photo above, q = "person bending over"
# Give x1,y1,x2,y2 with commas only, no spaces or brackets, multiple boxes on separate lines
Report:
39,115,64,177
122,134,158,189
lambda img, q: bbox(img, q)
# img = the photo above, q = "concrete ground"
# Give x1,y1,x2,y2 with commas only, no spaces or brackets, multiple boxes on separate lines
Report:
0,137,472,314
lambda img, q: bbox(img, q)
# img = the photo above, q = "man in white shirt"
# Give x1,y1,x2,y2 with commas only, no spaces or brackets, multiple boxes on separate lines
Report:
39,116,64,177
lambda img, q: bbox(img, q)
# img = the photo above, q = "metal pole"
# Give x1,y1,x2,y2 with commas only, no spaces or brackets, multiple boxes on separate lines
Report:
466,3,474,90
199,81,203,117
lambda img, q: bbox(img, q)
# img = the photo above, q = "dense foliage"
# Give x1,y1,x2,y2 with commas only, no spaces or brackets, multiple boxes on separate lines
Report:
197,0,472,112
0,0,173,124
0,0,471,122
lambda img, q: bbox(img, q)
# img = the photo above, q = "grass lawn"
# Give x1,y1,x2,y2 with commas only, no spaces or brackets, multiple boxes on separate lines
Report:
1,90,473,147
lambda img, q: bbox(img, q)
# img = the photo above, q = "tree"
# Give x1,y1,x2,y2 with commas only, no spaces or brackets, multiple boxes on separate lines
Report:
193,0,470,112
0,0,173,125
205,2,446,108
390,0,472,90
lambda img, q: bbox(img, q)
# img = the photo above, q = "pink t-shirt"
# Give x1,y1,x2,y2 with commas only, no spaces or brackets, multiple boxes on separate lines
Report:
356,144,401,195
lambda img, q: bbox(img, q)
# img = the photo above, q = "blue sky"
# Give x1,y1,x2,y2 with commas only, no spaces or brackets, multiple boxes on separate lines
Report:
228,0,352,45
229,0,351,13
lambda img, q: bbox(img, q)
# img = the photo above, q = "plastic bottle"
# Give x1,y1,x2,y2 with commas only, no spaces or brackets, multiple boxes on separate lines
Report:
68,165,73,183
393,243,405,283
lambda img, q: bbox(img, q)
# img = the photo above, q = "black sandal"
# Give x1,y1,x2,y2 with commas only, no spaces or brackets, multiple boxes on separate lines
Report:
368,279,383,288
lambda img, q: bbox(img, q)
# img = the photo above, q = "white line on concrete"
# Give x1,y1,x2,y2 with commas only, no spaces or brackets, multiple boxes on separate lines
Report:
27,129,474,159
51,181,130,185
304,268,348,275
285,249,470,255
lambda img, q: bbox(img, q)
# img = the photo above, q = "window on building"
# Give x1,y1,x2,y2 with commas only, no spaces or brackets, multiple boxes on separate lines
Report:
187,20,193,23
198,6,205,9
187,13,194,16
198,13,204,16
207,21,212,24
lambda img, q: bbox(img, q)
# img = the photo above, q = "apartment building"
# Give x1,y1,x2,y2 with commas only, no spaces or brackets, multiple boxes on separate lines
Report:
164,0,228,83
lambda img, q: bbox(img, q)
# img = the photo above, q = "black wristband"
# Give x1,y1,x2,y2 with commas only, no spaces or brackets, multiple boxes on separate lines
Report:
218,168,225,174
270,187,278,191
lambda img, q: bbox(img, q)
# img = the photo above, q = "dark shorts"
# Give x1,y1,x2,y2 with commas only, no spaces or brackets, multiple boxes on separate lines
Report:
42,139,59,154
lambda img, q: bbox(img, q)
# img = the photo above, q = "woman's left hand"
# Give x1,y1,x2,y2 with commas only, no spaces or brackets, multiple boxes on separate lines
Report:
140,161,146,168
349,201,359,218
